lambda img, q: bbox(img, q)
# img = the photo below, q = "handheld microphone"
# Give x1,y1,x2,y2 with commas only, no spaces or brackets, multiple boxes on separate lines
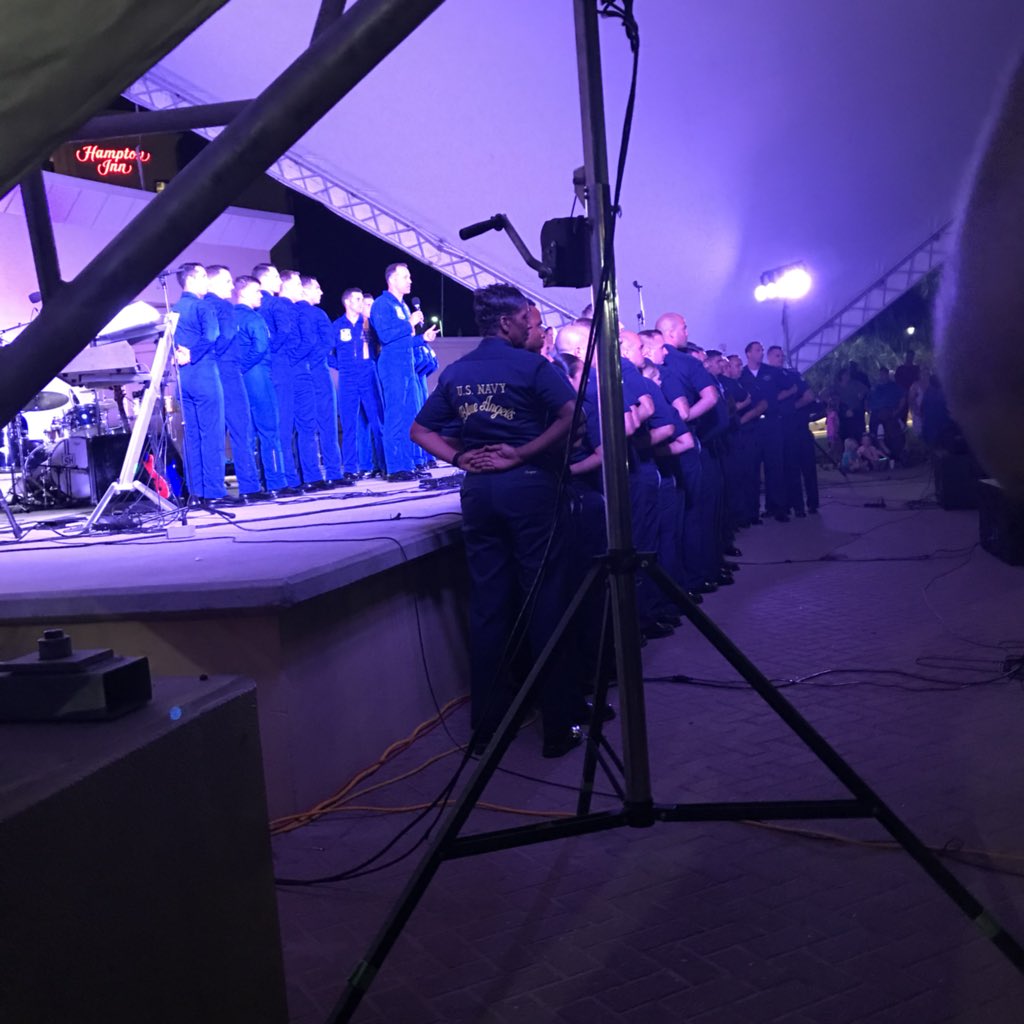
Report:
411,296,421,311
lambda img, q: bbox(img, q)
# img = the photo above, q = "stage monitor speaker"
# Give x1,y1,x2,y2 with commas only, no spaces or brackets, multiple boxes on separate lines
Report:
87,433,132,501
978,478,1024,566
934,452,981,510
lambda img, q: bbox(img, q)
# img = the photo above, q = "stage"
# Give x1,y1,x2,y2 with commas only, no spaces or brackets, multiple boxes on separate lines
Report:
0,474,471,818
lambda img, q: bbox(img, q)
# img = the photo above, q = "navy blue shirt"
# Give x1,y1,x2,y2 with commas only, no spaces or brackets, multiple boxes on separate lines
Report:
172,291,219,365
332,314,374,372
741,363,787,417
257,290,281,353
204,294,238,363
270,295,301,362
416,336,574,473
234,304,271,373
370,292,415,351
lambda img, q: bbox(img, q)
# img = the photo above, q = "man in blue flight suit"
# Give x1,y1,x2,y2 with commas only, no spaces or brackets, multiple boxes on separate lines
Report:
172,263,225,504
254,263,301,495
371,262,438,482
276,270,324,491
410,283,581,759
234,275,288,497
741,340,789,522
358,292,387,477
333,287,384,480
204,266,265,502
720,353,766,532
298,276,349,487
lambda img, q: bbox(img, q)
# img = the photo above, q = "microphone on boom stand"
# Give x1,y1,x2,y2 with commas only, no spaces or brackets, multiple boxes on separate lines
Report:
633,280,645,328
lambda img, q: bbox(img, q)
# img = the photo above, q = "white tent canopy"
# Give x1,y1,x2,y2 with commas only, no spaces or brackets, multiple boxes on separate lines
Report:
143,0,1024,355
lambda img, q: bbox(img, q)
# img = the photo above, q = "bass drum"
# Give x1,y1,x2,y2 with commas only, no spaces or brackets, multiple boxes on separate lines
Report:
48,436,93,503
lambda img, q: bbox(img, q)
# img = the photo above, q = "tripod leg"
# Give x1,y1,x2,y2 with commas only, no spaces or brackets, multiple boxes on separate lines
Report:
329,561,608,1022
0,488,23,539
643,559,1024,972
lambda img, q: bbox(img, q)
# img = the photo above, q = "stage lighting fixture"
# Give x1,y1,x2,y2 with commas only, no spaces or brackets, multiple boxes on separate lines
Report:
906,325,916,336
754,262,812,302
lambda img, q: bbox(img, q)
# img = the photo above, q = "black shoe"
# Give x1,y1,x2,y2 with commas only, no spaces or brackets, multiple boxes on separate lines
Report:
369,469,386,479
659,613,683,626
685,591,704,605
721,561,740,572
724,545,742,557
187,496,211,510
342,473,359,484
414,466,430,478
575,701,616,725
714,571,735,586
329,477,355,488
277,486,302,497
642,621,674,640
542,726,584,759
240,491,273,503
424,459,438,469
697,581,719,595
301,480,327,493
211,495,243,507
386,470,416,482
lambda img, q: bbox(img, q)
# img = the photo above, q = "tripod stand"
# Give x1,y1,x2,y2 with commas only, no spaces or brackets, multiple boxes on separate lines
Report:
329,3,1023,1019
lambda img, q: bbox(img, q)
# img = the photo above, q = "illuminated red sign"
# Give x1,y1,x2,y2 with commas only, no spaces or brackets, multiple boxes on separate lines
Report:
74,144,152,177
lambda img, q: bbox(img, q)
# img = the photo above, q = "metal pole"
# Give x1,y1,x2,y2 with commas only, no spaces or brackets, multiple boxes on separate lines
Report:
0,0,445,429
20,169,62,301
69,101,250,142
573,0,652,814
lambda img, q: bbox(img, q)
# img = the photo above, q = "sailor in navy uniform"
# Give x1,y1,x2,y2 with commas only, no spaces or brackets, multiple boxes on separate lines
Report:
172,262,225,502
333,287,384,479
203,266,263,501
371,262,438,481
298,276,347,486
233,275,288,495
741,340,788,522
410,283,581,759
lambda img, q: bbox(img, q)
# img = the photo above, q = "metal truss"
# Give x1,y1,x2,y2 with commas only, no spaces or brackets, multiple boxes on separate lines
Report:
789,222,952,371
124,70,576,327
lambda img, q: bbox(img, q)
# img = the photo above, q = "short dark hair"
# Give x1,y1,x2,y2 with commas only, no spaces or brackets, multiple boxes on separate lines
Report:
473,283,528,337
744,340,762,354
766,344,783,356
683,343,704,355
252,263,276,282
300,275,317,289
385,262,407,284
206,264,231,280
705,348,722,359
638,329,662,341
279,269,301,285
342,287,363,303
234,275,258,290
176,262,204,290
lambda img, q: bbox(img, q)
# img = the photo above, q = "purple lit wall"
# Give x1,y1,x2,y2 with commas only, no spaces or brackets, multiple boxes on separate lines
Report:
149,0,1024,353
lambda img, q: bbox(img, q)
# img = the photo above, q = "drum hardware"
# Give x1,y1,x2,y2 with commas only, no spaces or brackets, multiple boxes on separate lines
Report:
21,390,70,413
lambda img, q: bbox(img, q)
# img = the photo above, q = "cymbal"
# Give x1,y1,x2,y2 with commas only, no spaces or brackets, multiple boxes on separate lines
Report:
23,390,70,412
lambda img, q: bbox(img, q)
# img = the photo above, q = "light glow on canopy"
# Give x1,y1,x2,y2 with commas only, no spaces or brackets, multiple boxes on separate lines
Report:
755,264,813,302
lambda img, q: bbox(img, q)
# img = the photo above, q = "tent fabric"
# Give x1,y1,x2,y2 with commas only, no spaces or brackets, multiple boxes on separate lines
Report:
0,0,228,200
141,1,1023,350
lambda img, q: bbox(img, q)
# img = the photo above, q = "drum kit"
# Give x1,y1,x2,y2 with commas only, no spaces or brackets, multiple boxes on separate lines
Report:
2,379,126,508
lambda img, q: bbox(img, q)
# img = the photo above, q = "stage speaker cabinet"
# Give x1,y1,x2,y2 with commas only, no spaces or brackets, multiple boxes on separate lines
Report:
978,478,1024,566
934,451,980,510
87,433,132,501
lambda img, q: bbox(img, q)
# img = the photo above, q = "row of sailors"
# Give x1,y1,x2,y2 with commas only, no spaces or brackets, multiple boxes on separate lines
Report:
547,314,820,639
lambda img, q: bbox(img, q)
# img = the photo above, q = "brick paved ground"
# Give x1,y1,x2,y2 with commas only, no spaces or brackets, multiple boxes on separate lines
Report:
272,465,1024,1023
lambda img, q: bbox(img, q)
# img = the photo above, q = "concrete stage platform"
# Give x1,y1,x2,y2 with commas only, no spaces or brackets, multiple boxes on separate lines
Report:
0,475,470,818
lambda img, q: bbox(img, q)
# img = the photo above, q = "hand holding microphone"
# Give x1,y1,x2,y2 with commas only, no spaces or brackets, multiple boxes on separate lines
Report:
409,296,425,329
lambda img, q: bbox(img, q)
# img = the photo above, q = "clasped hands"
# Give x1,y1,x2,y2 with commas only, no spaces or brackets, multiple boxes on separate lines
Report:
458,444,522,473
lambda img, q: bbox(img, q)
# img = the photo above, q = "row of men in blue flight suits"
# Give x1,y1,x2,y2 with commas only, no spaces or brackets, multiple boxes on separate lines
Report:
170,260,438,503
547,312,820,643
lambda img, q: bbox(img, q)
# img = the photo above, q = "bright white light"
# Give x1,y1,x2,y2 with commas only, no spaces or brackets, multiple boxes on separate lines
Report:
776,266,812,301
905,325,916,336
754,284,769,302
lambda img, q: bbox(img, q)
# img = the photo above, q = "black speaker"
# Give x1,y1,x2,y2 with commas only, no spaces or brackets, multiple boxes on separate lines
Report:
934,452,981,510
540,216,592,288
978,478,1024,566
88,433,132,501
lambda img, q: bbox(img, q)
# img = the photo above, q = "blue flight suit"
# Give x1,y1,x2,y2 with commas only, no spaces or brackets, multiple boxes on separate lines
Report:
275,297,322,486
411,342,438,467
173,291,225,500
235,303,287,492
720,375,753,530
741,363,787,519
206,294,261,496
297,301,343,481
332,313,384,475
371,292,418,475
260,291,300,489
415,336,577,748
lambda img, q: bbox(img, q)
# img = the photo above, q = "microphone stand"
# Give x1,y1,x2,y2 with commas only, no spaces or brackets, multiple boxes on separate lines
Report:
633,279,644,328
